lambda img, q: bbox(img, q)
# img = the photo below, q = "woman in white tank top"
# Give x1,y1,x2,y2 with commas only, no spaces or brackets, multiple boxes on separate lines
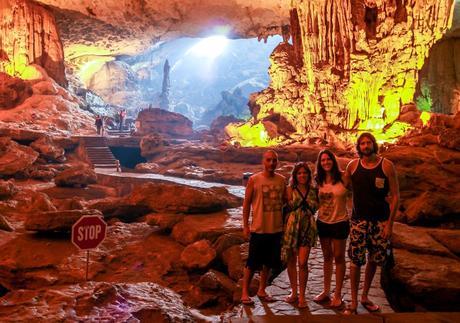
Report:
313,149,350,308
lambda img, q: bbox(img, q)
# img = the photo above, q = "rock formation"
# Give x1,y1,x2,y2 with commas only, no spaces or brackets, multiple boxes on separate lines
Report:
227,0,456,146
0,0,66,86
136,107,193,138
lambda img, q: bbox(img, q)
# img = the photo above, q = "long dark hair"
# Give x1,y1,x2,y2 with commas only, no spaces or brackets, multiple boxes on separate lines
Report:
356,132,378,158
315,149,342,186
290,162,311,189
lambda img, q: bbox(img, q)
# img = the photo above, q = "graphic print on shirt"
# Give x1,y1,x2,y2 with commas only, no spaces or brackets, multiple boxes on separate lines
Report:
262,184,283,214
319,191,334,217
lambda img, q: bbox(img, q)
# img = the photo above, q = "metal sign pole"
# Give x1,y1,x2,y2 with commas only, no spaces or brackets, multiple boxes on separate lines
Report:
86,250,89,281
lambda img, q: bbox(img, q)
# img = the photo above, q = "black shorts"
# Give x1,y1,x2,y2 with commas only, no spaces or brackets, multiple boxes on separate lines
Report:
317,219,350,240
246,232,282,271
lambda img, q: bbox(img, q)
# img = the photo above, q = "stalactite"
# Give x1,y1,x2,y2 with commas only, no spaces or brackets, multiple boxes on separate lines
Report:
0,0,66,86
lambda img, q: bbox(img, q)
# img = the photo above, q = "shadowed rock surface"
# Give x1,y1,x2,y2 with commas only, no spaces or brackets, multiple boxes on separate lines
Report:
0,282,195,322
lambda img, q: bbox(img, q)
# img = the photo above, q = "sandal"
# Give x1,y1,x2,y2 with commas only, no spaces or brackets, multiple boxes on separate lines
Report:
343,306,357,315
330,298,345,309
257,294,275,302
284,294,298,304
313,293,330,303
361,300,380,312
241,298,254,306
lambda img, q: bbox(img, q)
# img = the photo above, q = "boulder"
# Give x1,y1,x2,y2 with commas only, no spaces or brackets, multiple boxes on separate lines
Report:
28,169,56,181
180,239,216,270
139,133,169,158
0,190,56,215
84,197,149,222
213,233,245,258
428,229,460,256
30,136,65,162
199,269,237,296
0,137,38,176
146,213,184,232
171,211,242,245
404,191,460,225
52,197,86,211
391,222,455,258
0,180,18,198
126,182,242,214
54,165,97,188
182,285,218,308
382,248,460,311
0,73,33,109
222,243,248,281
136,108,193,138
24,209,103,232
0,282,195,322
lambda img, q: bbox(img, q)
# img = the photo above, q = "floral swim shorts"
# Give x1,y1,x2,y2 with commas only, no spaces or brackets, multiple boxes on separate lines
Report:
348,218,390,267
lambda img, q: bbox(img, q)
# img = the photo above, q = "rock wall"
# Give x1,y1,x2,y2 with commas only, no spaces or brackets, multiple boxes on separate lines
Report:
229,0,456,146
416,1,460,115
0,0,66,86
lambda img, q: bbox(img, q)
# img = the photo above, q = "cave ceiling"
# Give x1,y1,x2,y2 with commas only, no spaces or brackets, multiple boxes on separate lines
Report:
35,0,290,60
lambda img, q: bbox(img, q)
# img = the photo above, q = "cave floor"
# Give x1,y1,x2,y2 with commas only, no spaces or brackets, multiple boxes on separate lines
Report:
95,169,393,319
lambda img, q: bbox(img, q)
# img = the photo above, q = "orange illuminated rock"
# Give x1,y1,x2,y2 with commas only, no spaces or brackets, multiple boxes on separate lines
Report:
180,239,216,270
0,137,38,176
0,0,66,86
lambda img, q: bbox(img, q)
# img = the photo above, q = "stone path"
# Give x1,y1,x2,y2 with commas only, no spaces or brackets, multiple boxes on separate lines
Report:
94,170,394,319
230,245,392,318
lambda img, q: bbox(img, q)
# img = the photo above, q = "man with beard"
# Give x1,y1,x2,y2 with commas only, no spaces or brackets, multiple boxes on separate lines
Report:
240,150,287,305
344,132,399,314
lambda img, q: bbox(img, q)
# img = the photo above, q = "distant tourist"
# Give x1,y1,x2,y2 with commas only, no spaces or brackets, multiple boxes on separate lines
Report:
95,115,103,136
313,149,350,308
343,132,399,315
240,150,286,305
281,162,317,309
119,109,126,131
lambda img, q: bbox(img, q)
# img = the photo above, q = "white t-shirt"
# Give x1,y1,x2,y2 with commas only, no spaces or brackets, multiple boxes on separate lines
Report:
318,181,349,224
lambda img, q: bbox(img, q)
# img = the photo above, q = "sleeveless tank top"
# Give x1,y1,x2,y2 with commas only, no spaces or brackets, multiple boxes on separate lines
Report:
318,181,349,224
351,158,390,221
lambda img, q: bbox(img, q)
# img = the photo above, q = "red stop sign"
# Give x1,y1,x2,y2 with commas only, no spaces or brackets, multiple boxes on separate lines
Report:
72,216,107,250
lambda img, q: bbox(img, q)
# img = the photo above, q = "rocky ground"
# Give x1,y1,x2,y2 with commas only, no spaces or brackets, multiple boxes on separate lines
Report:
0,111,459,321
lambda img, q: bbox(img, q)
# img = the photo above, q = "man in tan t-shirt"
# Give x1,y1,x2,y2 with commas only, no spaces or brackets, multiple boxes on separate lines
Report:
241,150,287,305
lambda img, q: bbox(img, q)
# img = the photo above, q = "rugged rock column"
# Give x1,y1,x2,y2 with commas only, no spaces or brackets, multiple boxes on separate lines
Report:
0,0,66,86
295,0,455,131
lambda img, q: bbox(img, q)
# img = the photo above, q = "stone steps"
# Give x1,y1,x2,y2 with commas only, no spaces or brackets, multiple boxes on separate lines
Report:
81,136,119,171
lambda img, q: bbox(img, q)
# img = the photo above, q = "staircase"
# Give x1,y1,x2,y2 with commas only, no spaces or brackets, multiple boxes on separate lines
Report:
81,136,119,170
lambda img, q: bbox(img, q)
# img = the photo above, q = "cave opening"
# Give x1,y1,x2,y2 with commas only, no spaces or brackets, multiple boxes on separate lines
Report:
109,146,146,169
110,35,283,129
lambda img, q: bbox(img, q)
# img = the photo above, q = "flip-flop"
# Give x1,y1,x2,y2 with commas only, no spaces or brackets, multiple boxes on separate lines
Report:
257,294,275,302
330,298,345,309
298,299,308,309
343,306,357,315
361,300,380,312
241,298,254,306
284,294,298,303
313,294,330,303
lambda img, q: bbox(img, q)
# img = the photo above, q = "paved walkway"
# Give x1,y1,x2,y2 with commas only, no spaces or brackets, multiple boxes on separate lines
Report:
231,246,392,318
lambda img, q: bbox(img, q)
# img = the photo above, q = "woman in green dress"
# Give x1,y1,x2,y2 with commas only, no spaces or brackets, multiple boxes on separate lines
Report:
282,162,318,308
